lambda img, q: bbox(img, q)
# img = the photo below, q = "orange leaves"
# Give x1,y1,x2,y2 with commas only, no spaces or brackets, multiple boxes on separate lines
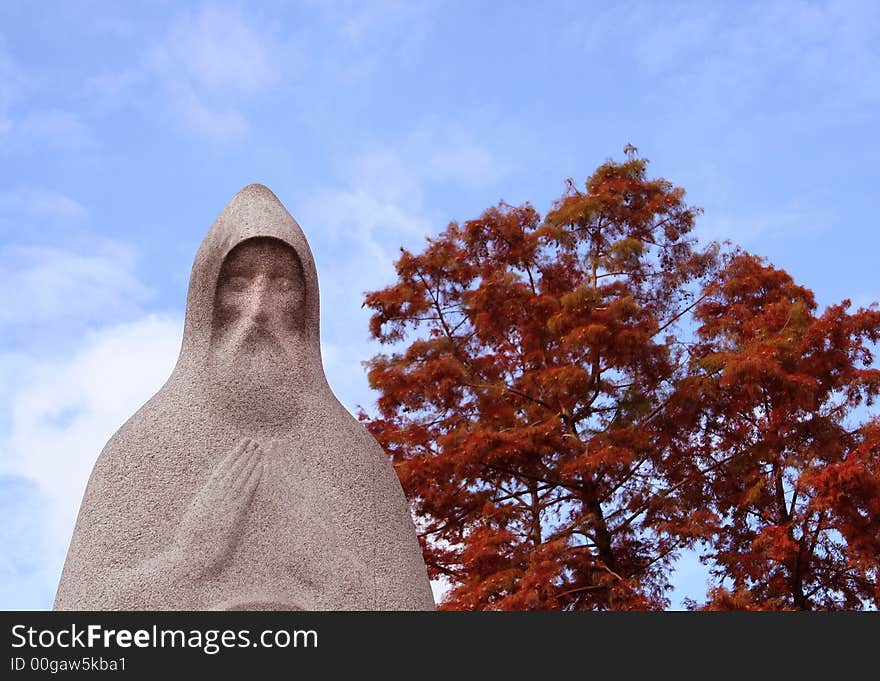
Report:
694,251,880,422
359,148,876,610
808,419,880,571
461,203,542,268
696,251,817,344
700,587,777,611
751,525,799,564
672,251,880,609
361,152,718,609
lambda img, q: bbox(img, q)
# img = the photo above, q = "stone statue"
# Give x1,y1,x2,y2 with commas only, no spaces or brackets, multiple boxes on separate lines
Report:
54,184,435,610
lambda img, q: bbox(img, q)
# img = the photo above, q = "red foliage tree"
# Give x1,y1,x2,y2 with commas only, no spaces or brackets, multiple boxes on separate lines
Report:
361,154,718,609
810,418,880,605
668,252,880,609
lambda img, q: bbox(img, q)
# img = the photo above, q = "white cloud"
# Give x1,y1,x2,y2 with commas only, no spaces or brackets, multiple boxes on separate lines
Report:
332,0,430,44
82,67,143,115
0,40,89,150
162,7,280,96
146,6,295,139
0,242,152,327
301,123,503,408
0,475,55,609
299,122,507,460
309,186,427,269
155,77,249,139
77,2,436,139
568,0,880,118
320,339,370,412
306,0,436,78
0,186,88,223
0,315,183,597
699,204,830,246
304,123,503,254
17,109,91,149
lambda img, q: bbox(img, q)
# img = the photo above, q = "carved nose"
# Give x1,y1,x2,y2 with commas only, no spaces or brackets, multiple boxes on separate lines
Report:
245,278,271,324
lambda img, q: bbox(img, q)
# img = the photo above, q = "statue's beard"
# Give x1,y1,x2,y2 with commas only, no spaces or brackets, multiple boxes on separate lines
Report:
221,324,290,368
205,323,306,425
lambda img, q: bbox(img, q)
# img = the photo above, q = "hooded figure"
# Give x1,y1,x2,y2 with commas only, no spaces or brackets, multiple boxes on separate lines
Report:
54,184,435,610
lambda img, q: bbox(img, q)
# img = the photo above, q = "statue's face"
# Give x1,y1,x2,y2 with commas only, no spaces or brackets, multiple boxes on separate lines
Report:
211,237,305,364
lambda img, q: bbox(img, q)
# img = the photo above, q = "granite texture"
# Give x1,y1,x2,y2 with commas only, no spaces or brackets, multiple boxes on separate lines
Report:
54,184,435,611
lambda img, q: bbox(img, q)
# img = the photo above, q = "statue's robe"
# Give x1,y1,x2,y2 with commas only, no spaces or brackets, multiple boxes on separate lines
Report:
54,184,434,610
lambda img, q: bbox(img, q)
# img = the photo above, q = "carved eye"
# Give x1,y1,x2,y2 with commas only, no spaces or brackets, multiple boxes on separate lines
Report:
273,277,295,291
225,276,250,292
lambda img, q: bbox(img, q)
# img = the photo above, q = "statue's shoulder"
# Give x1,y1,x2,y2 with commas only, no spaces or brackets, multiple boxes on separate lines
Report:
92,387,185,469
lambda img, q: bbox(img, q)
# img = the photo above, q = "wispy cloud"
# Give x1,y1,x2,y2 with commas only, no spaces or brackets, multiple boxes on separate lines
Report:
38,3,436,142
331,0,431,43
146,6,296,139
301,121,504,414
569,0,880,118
16,110,91,150
0,186,88,224
0,315,183,604
699,204,831,247
0,475,54,608
82,5,295,140
0,241,152,328
304,122,503,259
317,0,436,73
0,39,89,150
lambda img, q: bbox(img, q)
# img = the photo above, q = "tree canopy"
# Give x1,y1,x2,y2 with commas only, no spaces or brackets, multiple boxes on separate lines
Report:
361,151,880,610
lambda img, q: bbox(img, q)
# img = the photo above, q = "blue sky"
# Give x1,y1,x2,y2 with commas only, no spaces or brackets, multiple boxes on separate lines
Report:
1,0,878,610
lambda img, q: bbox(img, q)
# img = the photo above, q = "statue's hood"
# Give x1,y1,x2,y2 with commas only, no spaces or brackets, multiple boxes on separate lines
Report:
173,183,325,389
